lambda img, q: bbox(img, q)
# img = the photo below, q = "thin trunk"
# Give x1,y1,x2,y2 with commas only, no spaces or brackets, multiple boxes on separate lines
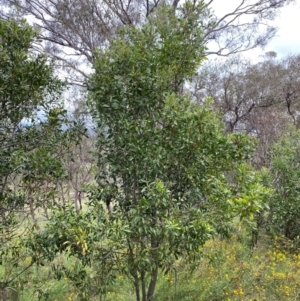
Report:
74,191,80,213
133,168,137,205
78,191,82,211
29,198,37,225
127,236,140,301
141,271,147,301
134,275,140,301
43,183,49,219
146,268,158,301
60,182,66,207
67,179,71,200
251,229,258,248
146,218,159,300
74,173,80,213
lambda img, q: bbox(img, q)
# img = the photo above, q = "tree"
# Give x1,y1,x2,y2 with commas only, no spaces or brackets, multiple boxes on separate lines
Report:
268,127,300,241
33,4,269,301
0,17,64,226
63,133,96,213
192,53,300,167
0,17,69,291
0,0,294,82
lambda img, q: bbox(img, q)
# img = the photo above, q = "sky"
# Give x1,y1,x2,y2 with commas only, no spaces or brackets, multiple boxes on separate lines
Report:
20,0,300,63
263,1,300,58
210,0,300,61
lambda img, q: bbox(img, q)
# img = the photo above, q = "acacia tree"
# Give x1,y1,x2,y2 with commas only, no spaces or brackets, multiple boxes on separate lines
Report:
0,0,294,82
34,4,269,301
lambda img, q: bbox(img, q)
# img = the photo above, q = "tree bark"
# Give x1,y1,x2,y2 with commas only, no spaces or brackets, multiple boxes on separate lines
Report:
146,268,158,301
134,275,140,301
141,270,147,301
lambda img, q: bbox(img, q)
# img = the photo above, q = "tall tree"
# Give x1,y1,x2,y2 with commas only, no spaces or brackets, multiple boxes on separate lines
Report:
34,4,269,301
0,0,294,82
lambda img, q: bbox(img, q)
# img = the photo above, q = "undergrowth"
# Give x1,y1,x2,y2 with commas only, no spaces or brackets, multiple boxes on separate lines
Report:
2,234,300,301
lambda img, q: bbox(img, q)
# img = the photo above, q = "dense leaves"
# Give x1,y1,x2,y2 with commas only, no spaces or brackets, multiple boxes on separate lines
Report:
1,2,299,301
0,18,76,291
63,4,269,301
268,127,300,241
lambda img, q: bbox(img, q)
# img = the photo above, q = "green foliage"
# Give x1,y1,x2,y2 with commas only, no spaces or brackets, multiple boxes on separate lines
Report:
89,3,206,118
0,19,63,124
154,235,300,301
0,17,87,224
88,3,255,212
18,235,300,301
0,3,288,301
2,3,270,301
37,3,271,301
268,126,300,240
0,18,78,291
0,17,65,187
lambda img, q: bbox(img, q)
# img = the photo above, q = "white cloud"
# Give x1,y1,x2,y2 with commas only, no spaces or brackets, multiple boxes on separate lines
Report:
208,0,300,60
264,1,300,58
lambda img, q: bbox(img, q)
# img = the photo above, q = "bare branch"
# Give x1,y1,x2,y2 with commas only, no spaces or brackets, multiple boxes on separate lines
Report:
0,0,294,83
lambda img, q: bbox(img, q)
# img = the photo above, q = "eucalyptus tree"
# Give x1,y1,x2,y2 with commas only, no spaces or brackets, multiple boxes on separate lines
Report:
0,0,294,82
193,53,300,167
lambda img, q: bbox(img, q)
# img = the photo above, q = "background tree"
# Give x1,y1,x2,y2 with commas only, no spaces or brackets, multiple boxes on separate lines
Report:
0,0,294,83
62,133,96,213
192,53,300,167
267,127,300,242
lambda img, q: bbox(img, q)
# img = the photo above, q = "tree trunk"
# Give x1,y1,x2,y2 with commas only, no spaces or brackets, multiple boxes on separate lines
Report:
141,271,147,301
146,268,158,301
134,275,140,301
78,191,82,211
74,173,80,213
29,198,37,225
